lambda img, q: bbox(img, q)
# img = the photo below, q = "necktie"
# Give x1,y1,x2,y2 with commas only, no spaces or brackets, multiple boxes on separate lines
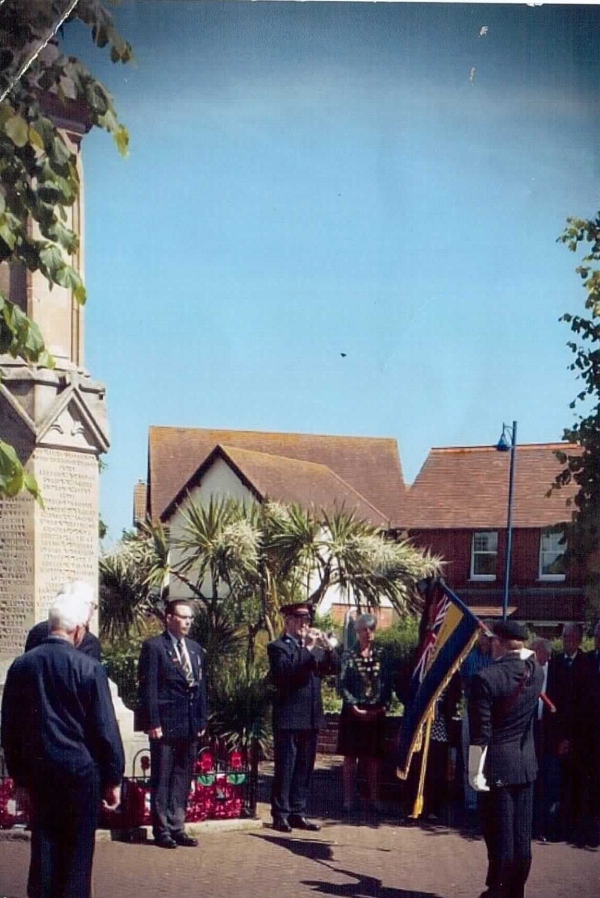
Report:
177,639,194,686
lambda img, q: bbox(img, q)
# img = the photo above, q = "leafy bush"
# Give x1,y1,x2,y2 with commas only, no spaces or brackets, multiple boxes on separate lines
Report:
374,615,420,662
208,660,273,755
321,677,343,714
102,640,143,710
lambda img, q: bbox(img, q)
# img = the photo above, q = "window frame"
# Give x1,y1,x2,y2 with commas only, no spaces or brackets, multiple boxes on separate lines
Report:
538,529,566,581
470,530,498,581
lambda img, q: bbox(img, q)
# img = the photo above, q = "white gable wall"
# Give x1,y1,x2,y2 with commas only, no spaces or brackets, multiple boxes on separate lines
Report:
166,458,258,601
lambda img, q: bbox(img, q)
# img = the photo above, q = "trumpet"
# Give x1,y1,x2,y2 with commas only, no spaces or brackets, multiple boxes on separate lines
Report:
306,628,339,651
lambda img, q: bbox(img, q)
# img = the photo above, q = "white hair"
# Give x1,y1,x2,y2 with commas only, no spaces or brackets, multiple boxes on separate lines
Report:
48,581,95,633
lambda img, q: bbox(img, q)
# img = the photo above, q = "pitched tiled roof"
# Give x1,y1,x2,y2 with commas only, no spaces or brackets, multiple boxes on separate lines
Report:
161,445,389,527
406,443,579,529
148,426,406,526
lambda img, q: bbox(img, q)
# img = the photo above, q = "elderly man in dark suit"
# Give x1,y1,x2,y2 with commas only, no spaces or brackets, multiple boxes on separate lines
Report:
137,599,207,848
546,621,588,843
1,583,124,898
468,619,544,898
268,602,339,833
584,621,600,847
25,609,102,660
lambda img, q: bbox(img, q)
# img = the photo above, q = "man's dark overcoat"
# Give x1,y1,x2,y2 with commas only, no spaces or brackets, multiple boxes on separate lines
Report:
1,636,124,898
469,650,544,898
25,619,102,660
268,633,338,822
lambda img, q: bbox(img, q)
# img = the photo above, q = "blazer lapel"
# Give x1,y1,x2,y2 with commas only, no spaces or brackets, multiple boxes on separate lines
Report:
163,631,187,682
188,643,202,681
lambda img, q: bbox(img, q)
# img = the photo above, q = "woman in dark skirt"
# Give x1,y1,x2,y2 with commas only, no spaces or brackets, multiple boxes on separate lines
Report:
337,613,392,812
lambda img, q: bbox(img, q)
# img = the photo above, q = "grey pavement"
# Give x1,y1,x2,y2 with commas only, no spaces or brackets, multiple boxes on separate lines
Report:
0,758,598,898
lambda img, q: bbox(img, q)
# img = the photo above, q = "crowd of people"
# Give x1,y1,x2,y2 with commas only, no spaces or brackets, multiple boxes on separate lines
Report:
529,621,600,848
1,583,599,898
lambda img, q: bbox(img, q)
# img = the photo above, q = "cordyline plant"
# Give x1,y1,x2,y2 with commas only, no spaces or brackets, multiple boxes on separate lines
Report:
0,0,132,498
172,497,441,650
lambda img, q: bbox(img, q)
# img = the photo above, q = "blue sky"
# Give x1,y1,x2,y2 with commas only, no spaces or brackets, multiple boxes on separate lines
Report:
64,2,600,541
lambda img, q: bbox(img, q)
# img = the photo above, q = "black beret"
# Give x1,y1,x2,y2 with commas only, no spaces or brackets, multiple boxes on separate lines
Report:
493,619,529,641
280,603,312,618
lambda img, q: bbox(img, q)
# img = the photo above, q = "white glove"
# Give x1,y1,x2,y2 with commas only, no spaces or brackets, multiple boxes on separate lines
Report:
468,745,490,792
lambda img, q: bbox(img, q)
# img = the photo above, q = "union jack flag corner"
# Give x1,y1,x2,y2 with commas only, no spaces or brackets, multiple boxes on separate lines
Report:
396,577,481,780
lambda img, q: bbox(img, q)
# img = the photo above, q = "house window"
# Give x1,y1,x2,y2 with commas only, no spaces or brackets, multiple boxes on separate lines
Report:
539,530,566,580
471,531,498,580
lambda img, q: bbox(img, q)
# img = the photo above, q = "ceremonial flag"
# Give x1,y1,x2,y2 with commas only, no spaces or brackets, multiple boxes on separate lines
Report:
397,578,480,780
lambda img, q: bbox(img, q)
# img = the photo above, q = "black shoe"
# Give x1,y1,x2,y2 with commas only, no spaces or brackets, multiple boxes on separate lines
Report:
173,833,198,847
289,815,321,832
272,817,292,833
155,836,177,849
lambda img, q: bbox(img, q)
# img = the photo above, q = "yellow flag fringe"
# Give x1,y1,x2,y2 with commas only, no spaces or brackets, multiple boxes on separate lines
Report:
409,706,434,819
396,627,479,782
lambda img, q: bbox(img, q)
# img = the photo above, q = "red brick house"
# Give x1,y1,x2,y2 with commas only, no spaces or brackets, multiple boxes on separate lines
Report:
406,443,584,632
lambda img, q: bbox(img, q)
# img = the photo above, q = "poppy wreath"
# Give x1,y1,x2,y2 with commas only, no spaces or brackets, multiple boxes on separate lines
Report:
0,778,28,829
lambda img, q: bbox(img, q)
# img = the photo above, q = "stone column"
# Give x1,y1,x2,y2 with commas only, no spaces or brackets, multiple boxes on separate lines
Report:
0,100,141,768
0,100,107,658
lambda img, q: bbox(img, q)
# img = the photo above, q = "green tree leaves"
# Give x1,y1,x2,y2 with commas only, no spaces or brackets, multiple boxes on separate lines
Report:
553,214,600,620
0,439,42,500
0,0,131,498
0,293,50,362
4,112,28,146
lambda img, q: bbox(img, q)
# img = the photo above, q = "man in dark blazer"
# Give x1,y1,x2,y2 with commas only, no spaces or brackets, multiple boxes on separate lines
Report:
1,583,124,898
25,617,102,660
268,602,339,833
545,621,588,843
137,599,207,848
584,621,600,847
468,619,544,898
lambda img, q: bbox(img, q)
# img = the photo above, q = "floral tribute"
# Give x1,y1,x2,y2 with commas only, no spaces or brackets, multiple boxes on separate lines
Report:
0,778,28,828
185,748,247,821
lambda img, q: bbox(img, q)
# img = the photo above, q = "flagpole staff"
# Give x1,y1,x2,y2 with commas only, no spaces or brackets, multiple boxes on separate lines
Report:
410,707,434,819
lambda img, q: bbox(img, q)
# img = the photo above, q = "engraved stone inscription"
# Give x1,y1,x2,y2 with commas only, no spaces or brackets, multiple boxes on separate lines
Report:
0,490,34,656
34,448,99,618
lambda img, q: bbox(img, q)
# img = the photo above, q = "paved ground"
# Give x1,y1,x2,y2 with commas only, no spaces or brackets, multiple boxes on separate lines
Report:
1,759,599,898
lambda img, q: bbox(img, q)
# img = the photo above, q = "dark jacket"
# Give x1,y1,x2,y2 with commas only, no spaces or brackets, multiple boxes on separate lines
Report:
268,634,339,730
136,631,208,740
25,620,102,661
545,650,588,752
1,637,124,789
469,651,544,788
584,649,600,742
339,644,393,710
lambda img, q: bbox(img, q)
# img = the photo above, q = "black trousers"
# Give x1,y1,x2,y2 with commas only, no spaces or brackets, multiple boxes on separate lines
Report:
480,782,534,898
150,738,197,839
271,729,318,820
28,768,100,898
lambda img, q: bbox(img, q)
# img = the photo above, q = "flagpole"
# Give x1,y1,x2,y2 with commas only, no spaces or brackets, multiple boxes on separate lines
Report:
410,707,434,819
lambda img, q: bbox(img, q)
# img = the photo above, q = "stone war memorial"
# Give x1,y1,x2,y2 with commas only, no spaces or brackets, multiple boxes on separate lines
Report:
0,100,140,761
0,99,108,672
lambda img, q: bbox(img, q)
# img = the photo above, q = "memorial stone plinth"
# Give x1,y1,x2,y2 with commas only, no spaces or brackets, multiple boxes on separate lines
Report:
0,360,108,659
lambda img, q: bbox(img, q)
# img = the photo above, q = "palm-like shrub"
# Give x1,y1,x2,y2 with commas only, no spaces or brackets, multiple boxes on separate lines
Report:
99,520,170,642
208,660,273,755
